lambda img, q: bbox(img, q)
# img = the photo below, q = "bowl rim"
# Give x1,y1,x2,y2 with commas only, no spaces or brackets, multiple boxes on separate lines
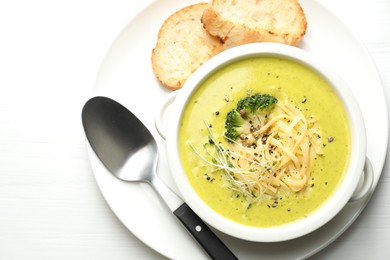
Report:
165,42,367,242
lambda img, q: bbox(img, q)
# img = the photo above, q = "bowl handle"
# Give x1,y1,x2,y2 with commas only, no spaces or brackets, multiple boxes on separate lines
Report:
154,91,178,140
349,157,374,202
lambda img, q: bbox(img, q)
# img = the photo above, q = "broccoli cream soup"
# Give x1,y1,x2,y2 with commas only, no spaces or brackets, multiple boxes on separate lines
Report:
179,57,351,227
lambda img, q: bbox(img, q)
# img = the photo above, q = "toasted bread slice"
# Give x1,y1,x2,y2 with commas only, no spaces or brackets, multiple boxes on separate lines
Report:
152,3,224,90
201,0,307,48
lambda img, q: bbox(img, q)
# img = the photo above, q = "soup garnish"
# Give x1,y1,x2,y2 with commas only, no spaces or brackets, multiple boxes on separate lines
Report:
189,93,323,208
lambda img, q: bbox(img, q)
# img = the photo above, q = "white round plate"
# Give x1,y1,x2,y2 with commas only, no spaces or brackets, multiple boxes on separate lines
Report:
88,0,389,259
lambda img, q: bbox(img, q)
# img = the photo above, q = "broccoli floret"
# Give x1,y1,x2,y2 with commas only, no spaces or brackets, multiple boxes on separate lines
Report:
236,94,278,117
225,94,278,141
225,110,247,140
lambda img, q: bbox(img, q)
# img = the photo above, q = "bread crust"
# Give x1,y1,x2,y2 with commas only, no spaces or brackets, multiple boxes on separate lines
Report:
201,0,307,48
151,3,224,90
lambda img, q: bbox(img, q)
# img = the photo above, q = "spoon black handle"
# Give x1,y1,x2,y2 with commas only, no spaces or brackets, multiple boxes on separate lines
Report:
173,203,238,260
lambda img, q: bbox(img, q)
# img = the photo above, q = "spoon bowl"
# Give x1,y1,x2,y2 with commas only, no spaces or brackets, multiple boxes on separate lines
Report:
82,97,157,183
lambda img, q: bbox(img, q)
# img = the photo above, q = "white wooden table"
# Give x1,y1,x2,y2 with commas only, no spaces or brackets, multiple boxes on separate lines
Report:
0,0,389,259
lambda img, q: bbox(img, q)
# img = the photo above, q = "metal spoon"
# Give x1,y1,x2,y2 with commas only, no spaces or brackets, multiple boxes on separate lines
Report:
82,96,237,260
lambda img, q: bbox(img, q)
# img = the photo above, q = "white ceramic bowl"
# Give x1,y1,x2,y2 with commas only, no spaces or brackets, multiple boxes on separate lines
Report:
158,43,373,242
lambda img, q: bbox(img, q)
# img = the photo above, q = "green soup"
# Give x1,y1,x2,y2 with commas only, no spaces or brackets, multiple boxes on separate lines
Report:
179,57,351,227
